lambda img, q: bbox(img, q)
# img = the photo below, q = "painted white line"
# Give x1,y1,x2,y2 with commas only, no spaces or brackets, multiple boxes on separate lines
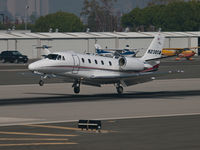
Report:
95,112,200,121
0,69,28,72
0,83,66,88
0,112,200,127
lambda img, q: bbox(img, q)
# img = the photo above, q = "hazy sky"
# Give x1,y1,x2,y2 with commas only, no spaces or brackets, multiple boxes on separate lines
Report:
1,0,150,20
48,0,149,16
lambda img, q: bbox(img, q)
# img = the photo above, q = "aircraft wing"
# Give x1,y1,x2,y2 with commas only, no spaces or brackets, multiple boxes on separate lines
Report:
163,48,184,50
90,71,182,86
91,71,172,79
163,47,200,50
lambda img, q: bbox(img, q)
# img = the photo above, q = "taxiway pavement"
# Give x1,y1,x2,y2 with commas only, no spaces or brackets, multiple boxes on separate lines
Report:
0,57,199,149
0,115,199,150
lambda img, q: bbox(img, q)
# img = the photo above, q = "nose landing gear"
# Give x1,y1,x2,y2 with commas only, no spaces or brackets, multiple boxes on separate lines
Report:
39,75,48,86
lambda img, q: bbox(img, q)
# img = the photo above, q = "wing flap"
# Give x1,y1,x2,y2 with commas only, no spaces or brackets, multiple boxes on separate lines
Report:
90,70,183,86
90,71,160,79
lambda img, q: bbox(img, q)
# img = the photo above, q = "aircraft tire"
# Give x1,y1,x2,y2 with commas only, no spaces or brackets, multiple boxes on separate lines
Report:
117,86,123,94
74,86,80,94
39,80,44,86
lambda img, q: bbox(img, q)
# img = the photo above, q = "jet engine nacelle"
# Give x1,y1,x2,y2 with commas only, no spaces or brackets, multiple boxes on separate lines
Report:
119,57,144,71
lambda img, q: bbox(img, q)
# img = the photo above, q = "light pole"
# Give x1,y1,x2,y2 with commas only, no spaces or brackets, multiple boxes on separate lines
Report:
25,5,29,30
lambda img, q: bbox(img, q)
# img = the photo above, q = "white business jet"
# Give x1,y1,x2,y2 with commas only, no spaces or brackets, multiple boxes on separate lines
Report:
28,32,165,94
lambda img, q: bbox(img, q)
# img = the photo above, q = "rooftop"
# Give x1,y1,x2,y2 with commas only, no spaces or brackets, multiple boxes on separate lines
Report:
0,31,199,39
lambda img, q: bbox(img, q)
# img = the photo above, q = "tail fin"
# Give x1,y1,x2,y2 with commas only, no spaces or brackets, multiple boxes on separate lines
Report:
141,33,165,61
95,44,102,50
43,45,51,55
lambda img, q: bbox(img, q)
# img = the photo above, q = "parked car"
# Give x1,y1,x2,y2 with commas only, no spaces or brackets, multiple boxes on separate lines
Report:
0,51,28,63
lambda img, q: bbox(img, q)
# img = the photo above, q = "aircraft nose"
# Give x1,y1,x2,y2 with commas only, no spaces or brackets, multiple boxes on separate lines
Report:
28,61,41,71
28,60,45,71
28,63,36,71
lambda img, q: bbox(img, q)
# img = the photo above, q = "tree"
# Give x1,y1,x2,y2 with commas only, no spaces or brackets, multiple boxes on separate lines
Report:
121,0,200,32
30,13,37,24
15,23,35,31
81,0,119,32
148,0,185,6
34,11,85,32
0,23,6,30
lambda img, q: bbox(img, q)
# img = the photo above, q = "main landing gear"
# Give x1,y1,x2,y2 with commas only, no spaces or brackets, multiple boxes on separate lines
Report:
72,80,80,94
116,83,123,94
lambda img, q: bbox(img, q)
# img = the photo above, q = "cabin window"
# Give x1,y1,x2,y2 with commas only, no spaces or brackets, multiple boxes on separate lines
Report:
57,55,61,60
95,59,98,64
88,59,91,63
109,61,112,66
101,60,104,65
62,56,65,61
82,58,85,63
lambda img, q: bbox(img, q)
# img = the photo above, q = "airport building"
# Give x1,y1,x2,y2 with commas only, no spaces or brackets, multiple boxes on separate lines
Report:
0,30,199,59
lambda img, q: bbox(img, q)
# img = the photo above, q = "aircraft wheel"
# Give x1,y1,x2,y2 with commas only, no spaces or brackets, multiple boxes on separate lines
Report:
39,80,44,86
117,86,123,94
74,86,80,94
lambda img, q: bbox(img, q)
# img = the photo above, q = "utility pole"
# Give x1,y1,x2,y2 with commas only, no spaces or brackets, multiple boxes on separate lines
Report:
25,5,29,30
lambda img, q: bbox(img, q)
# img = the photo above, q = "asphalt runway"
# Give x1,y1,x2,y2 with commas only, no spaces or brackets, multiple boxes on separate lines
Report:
0,78,200,124
0,57,200,149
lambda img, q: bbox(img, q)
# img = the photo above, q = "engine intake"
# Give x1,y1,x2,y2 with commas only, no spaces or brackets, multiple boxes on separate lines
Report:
118,57,144,71
119,57,126,67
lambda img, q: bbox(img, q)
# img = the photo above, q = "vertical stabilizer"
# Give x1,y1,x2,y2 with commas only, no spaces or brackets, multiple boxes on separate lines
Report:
43,45,51,55
141,33,165,61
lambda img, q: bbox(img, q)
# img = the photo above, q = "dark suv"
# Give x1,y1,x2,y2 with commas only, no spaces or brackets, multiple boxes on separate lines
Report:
0,51,28,63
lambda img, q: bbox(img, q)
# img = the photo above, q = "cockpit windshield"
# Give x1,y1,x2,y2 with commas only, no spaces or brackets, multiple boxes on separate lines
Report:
46,54,59,60
46,54,65,61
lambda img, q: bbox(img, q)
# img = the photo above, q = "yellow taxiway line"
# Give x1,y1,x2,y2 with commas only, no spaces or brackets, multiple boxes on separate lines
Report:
25,124,114,133
0,138,69,141
0,142,78,146
25,124,81,131
0,131,77,137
